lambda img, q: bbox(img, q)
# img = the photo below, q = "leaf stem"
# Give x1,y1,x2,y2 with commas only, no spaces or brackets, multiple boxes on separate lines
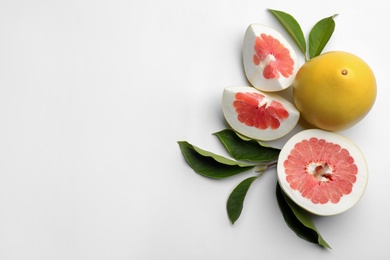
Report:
255,160,278,174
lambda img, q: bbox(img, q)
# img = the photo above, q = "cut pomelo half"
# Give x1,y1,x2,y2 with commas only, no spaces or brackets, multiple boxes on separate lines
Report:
222,86,299,141
243,24,299,92
277,129,368,216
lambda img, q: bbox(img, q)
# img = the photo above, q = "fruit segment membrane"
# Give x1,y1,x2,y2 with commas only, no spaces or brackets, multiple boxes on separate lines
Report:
283,137,357,204
233,92,289,130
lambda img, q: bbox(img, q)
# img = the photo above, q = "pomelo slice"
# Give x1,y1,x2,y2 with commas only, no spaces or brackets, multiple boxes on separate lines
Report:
243,24,299,92
277,129,368,216
222,86,299,141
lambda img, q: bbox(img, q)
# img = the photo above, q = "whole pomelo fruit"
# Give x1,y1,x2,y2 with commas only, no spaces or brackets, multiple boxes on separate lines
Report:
293,51,376,131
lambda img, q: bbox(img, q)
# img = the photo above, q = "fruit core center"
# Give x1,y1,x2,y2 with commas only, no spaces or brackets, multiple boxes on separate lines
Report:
258,97,270,108
262,54,276,67
307,162,333,182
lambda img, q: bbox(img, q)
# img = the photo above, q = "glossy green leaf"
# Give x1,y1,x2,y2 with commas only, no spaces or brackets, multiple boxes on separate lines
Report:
214,129,280,163
276,182,331,249
268,9,306,55
177,141,254,179
308,15,337,59
227,176,258,224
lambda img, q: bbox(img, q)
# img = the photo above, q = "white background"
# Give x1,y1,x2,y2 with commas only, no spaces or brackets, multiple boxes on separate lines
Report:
0,0,389,259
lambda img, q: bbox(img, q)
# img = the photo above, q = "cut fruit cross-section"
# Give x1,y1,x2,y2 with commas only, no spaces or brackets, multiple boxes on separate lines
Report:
243,24,299,92
222,86,300,141
277,129,368,216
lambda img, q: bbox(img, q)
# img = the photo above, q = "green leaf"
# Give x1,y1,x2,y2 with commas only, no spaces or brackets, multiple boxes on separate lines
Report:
268,9,306,55
275,182,331,249
308,14,337,59
227,176,258,224
214,129,280,163
177,141,255,179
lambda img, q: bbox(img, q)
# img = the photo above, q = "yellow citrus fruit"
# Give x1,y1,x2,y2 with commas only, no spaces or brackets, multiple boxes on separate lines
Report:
293,51,376,131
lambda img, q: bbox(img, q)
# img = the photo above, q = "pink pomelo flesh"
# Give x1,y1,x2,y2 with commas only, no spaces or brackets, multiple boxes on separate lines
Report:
277,129,368,216
234,92,289,130
253,34,295,79
222,86,299,141
285,138,356,204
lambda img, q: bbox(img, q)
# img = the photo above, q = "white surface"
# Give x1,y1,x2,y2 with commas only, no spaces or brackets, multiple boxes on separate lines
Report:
0,0,388,259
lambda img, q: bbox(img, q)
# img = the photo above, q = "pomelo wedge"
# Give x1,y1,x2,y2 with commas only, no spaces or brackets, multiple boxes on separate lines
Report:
243,24,299,92
277,129,368,216
222,86,299,141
